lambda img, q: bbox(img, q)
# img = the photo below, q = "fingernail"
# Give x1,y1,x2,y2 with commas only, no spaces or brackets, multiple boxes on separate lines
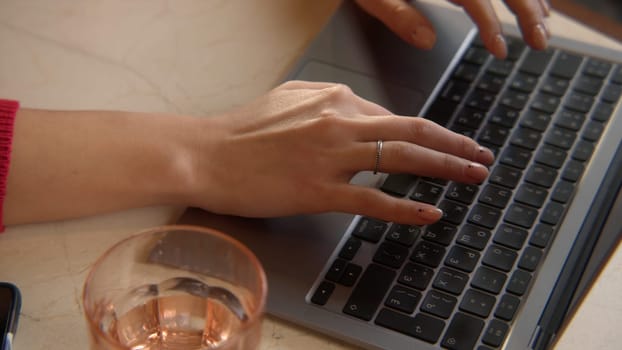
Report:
532,24,549,50
477,146,495,165
466,162,489,182
418,208,443,221
491,33,508,60
411,26,436,49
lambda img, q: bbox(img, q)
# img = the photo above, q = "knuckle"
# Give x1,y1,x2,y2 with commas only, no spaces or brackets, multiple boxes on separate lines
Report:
325,83,354,101
409,117,431,138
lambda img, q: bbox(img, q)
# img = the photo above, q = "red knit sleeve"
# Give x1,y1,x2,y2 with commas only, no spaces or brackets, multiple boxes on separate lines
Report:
0,99,19,232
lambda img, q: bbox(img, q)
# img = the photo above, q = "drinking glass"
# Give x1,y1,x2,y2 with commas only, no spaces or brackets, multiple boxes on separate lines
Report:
82,225,267,350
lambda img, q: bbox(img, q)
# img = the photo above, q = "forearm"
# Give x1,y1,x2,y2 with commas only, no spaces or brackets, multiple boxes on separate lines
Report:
4,108,201,225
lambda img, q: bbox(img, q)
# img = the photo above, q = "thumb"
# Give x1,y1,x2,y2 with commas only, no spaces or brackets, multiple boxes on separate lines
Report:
355,0,437,49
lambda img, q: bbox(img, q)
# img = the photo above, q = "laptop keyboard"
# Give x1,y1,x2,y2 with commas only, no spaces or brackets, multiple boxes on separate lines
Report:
309,35,622,350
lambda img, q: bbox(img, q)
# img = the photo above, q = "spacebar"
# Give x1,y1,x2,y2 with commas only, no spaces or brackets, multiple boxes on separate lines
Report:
343,263,396,321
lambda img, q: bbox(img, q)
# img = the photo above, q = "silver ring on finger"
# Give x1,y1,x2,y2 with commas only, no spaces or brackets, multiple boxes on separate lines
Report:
374,140,384,175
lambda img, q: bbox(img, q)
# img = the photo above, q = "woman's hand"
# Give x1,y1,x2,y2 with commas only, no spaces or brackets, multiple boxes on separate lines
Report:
191,81,494,226
355,0,551,59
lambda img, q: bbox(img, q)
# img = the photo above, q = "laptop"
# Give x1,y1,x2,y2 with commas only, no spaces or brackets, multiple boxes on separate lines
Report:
177,1,622,349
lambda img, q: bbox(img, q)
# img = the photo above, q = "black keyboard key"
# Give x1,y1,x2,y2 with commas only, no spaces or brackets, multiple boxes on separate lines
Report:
531,93,560,114
541,201,565,225
466,90,496,111
467,204,502,229
326,258,347,282
535,145,567,169
574,74,603,96
520,49,554,75
521,109,552,131
540,76,570,96
507,269,532,296
572,139,595,162
446,182,479,204
456,224,491,251
478,124,511,147
411,241,446,268
381,174,416,197
612,65,622,84
583,57,612,78
487,59,515,76
582,120,604,142
555,109,585,131
601,83,622,103
459,289,496,318
439,200,469,225
518,246,543,272
445,245,480,272
529,223,555,248
515,183,548,208
565,92,594,113
478,184,512,209
421,289,457,319
500,146,532,169
499,89,529,110
340,263,363,286
376,309,445,343
471,266,507,294
451,124,477,138
509,73,538,93
311,281,335,305
339,237,362,260
482,319,510,347
398,262,434,290
490,165,522,189
504,203,539,228
423,221,458,246
551,180,575,204
506,36,526,61
464,46,490,65
495,294,521,321
352,217,387,242
426,99,458,126
387,224,420,247
525,163,558,188
550,52,582,79
494,223,528,250
510,127,542,150
441,313,485,350
562,159,585,182
343,264,396,321
483,245,518,272
454,62,481,82
591,102,614,122
373,241,409,269
477,73,506,93
441,79,471,103
545,126,576,150
489,106,520,128
434,267,469,295
410,181,444,204
385,285,421,314
455,107,487,129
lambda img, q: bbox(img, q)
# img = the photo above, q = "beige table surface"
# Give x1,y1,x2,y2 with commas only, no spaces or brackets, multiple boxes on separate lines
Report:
0,1,620,349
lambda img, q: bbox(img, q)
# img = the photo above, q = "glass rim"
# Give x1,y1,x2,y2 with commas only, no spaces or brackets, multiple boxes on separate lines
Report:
82,224,268,350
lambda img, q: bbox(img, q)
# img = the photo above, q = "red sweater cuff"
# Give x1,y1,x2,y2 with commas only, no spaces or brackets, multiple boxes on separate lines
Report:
0,99,20,232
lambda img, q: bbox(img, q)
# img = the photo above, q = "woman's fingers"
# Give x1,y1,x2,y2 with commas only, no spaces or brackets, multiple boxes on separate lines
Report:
504,0,550,49
354,0,436,49
331,184,443,225
350,140,490,183
449,0,507,59
337,115,495,165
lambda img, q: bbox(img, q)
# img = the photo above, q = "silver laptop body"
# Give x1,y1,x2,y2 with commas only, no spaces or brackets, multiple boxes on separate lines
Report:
179,2,622,349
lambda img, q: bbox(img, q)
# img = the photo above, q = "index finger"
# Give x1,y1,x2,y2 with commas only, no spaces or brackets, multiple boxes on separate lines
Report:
449,0,508,59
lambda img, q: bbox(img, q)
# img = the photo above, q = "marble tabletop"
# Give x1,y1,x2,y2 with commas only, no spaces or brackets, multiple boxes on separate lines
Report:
0,1,620,349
